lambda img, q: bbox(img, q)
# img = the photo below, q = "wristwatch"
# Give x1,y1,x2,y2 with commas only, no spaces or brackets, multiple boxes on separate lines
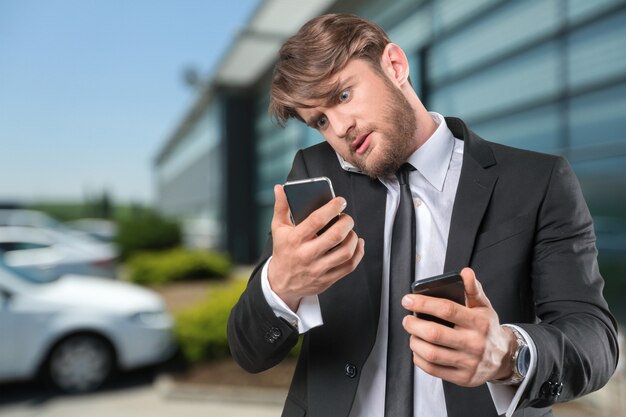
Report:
493,327,530,385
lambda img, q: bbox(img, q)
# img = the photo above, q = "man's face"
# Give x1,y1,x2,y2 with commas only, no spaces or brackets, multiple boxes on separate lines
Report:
296,59,417,178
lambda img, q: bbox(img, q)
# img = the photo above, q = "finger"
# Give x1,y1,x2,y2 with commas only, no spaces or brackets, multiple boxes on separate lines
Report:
412,350,468,385
409,334,464,369
402,294,467,327
309,214,355,256
413,348,483,387
324,238,365,282
272,184,293,228
402,314,464,350
460,267,491,309
319,229,359,266
297,196,347,238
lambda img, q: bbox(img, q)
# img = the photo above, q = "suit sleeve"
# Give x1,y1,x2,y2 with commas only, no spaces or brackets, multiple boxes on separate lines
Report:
227,150,309,373
516,156,619,408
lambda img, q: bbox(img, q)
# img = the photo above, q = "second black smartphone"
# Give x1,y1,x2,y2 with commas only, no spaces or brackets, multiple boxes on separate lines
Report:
283,177,339,235
411,271,465,327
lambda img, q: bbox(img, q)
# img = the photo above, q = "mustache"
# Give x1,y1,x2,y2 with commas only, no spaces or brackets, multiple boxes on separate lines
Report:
347,126,374,144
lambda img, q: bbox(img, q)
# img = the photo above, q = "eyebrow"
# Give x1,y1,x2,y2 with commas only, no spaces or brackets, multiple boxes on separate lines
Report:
326,75,357,103
305,115,321,129
304,75,357,127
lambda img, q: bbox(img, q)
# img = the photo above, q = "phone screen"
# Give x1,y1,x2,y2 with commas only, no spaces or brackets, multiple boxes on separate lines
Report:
283,177,337,234
411,271,465,327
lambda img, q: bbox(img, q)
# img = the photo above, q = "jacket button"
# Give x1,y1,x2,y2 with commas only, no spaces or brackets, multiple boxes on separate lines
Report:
540,380,563,399
345,363,357,378
264,327,282,344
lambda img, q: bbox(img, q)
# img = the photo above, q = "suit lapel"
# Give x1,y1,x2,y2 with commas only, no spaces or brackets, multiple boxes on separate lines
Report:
442,118,499,417
443,155,498,272
349,172,387,342
315,167,387,361
443,117,498,273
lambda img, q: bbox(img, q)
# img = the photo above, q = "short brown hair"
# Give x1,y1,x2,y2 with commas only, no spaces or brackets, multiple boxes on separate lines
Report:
269,13,391,126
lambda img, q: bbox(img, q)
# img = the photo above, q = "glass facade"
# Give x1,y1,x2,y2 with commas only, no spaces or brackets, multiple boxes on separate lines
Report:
155,99,225,249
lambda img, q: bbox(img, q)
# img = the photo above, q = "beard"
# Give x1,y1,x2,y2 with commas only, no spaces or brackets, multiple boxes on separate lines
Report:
348,78,417,179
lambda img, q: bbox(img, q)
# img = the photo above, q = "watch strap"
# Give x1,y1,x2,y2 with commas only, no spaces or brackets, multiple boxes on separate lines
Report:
491,326,528,385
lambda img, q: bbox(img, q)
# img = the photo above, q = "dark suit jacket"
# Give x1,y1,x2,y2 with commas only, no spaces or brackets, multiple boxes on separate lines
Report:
228,117,618,417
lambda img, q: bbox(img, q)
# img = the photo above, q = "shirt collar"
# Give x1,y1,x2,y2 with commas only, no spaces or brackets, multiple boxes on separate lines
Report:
336,112,456,191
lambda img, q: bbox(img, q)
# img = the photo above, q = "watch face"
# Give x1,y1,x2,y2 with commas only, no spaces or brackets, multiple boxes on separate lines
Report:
517,345,531,376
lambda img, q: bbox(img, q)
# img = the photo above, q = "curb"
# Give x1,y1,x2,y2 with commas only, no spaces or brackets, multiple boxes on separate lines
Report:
154,374,288,406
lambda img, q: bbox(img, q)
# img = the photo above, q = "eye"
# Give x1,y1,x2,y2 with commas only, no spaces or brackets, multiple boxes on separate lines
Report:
316,115,328,130
338,89,351,102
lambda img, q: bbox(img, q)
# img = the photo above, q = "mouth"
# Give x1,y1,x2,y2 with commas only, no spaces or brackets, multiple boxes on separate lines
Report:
351,131,372,155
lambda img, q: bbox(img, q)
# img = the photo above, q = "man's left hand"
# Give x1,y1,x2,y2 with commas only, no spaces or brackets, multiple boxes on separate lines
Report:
401,267,516,387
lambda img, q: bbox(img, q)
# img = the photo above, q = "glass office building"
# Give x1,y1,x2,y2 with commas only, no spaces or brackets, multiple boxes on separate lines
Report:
156,0,626,315
154,95,226,249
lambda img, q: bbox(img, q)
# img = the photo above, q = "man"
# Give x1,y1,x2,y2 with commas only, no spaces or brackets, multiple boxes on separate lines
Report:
227,13,618,417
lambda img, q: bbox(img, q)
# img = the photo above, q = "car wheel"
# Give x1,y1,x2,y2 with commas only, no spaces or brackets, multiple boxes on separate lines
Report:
46,334,114,393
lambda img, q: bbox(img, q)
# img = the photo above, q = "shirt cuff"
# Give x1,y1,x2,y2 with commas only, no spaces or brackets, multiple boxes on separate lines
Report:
260,256,324,334
487,324,538,417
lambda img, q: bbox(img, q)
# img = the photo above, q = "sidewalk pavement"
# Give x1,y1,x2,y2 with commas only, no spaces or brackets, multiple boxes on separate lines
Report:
156,373,288,406
0,376,287,417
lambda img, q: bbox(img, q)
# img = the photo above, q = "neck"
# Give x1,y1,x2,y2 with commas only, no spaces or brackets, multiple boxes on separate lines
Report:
406,109,437,156
402,85,437,152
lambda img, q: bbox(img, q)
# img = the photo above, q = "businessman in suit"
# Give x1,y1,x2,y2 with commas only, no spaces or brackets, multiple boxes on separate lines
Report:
227,14,618,417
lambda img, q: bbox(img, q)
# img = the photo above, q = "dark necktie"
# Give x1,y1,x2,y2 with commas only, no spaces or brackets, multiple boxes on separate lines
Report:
385,163,416,417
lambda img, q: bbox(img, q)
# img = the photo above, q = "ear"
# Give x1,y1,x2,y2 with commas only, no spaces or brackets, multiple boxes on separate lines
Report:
380,43,410,87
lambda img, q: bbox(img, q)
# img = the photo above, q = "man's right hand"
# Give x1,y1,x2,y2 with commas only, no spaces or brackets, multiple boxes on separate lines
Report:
268,184,365,311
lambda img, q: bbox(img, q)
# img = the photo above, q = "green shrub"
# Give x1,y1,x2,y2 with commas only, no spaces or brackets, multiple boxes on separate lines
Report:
116,212,181,260
175,279,247,362
174,279,302,363
127,249,231,285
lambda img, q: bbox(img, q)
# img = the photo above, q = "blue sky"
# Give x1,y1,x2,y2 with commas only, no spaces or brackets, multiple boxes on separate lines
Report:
0,0,259,205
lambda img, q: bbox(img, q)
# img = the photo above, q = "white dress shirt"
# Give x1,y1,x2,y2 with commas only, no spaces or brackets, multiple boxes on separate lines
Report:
261,113,535,417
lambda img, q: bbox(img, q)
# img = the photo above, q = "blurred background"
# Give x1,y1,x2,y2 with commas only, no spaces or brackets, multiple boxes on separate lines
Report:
1,0,624,416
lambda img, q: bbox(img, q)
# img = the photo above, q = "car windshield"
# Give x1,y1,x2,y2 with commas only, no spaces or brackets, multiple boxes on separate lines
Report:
0,255,60,284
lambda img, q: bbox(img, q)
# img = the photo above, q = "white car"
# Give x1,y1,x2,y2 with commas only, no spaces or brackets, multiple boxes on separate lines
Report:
0,226,118,279
0,260,176,393
0,209,63,229
64,218,118,243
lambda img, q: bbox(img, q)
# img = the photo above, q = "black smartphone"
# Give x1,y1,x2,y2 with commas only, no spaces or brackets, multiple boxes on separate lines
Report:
283,177,339,235
411,271,465,328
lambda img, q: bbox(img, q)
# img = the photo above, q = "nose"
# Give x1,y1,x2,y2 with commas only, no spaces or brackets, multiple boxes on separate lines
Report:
326,108,354,139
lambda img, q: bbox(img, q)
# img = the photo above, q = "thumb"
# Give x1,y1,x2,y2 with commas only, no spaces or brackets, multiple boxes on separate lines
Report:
272,184,293,228
460,267,492,309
